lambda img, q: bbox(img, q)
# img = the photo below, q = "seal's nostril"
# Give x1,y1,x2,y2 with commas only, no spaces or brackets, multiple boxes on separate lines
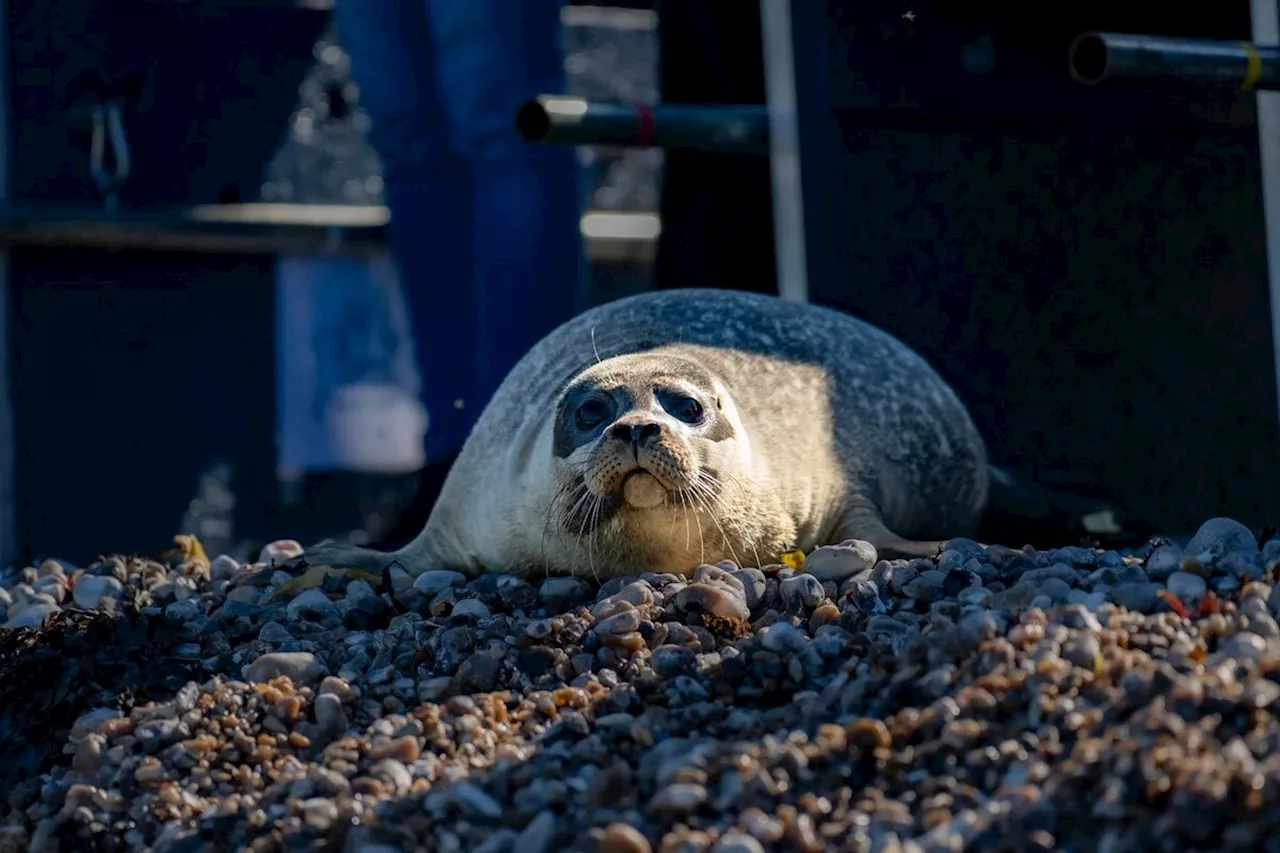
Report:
635,423,661,445
609,421,662,444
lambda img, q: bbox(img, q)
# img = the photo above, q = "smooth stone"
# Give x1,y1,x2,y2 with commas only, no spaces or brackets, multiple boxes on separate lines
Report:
1038,578,1074,603
1218,631,1267,662
453,782,503,818
989,581,1040,612
346,579,378,599
1166,572,1207,602
846,579,884,614
730,568,767,611
32,576,66,603
514,810,557,853
413,570,467,596
244,651,325,685
210,554,240,581
3,601,58,629
313,693,350,735
258,621,296,644
675,583,750,621
779,573,825,610
901,570,945,602
1184,518,1258,561
649,782,708,815
804,540,878,582
1109,582,1161,614
286,588,339,621
1019,565,1083,587
1062,633,1102,669
1058,603,1102,632
72,575,123,609
451,598,491,620
761,621,807,654
259,539,304,565
692,564,746,596
1144,546,1182,581
713,833,766,853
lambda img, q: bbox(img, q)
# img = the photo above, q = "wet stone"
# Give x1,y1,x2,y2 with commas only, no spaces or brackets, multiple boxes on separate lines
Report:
804,540,878,582
1184,517,1258,562
1166,572,1207,602
1109,582,1162,614
779,573,825,611
244,651,325,685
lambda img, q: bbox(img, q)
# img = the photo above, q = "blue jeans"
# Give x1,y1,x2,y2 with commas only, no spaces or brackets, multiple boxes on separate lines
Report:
334,0,585,463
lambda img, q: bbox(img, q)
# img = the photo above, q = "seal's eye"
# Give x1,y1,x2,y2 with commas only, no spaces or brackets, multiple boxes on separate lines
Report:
671,396,704,424
575,398,610,431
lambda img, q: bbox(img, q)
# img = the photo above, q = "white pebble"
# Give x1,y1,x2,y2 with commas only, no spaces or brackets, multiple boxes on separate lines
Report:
259,539,304,565
244,651,325,685
804,540,878,581
72,575,123,609
3,601,58,629
210,554,240,581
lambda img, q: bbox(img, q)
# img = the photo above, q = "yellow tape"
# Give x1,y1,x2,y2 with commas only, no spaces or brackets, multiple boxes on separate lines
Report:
1242,42,1263,92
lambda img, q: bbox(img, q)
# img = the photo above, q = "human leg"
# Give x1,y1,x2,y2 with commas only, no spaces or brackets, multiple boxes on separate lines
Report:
332,0,479,464
425,0,585,405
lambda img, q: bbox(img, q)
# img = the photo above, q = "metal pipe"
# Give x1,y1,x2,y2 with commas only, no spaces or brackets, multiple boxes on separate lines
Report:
1069,31,1280,90
515,95,770,155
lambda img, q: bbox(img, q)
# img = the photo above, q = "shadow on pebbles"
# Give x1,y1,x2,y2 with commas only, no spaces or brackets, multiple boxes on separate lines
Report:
3,518,1280,851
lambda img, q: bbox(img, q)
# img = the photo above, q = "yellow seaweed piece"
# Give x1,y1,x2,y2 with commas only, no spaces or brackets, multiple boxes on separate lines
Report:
781,549,806,570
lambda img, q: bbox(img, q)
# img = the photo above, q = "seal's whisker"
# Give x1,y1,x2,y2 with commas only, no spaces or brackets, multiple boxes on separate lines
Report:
586,492,604,583
687,479,741,567
679,488,693,553
698,471,760,566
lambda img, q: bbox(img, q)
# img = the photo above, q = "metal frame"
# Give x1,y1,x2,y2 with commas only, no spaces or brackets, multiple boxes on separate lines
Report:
0,0,13,568
759,0,809,304
1253,0,1280,433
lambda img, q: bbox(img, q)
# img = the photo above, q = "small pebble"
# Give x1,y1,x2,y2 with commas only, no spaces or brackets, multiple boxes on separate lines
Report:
1166,571,1207,602
244,651,325,685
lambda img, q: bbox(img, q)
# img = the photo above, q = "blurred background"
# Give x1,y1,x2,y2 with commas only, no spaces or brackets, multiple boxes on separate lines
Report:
2,0,1279,568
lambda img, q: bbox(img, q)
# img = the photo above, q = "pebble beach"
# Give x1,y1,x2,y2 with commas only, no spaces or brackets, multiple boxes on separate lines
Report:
2,518,1280,852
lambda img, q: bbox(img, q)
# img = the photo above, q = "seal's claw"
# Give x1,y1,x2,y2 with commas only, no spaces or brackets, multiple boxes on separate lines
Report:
264,544,400,603
875,538,950,562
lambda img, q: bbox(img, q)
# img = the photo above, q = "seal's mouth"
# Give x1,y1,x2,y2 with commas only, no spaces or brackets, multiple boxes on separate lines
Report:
620,468,667,509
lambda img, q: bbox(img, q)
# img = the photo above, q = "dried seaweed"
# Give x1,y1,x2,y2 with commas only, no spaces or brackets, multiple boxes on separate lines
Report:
0,605,203,792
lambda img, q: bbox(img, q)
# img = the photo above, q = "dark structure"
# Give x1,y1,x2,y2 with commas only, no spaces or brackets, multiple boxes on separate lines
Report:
780,0,1278,536
1,0,331,564
537,0,1280,537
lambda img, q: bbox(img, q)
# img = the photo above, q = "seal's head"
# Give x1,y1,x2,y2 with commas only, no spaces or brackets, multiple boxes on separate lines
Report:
549,350,746,542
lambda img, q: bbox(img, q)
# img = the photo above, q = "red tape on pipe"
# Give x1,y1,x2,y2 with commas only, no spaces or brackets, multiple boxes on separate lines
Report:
634,102,655,146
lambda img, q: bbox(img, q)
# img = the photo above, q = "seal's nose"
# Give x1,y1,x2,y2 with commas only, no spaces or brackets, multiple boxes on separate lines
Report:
609,421,661,446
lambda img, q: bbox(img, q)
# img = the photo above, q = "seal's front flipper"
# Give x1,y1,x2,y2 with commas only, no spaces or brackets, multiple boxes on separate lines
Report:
831,507,947,561
266,542,406,603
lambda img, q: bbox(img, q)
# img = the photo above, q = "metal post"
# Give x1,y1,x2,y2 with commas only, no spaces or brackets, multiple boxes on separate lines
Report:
759,0,809,303
1252,0,1280,442
0,0,13,568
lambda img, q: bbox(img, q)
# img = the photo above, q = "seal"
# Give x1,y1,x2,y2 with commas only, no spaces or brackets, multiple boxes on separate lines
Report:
286,288,989,582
